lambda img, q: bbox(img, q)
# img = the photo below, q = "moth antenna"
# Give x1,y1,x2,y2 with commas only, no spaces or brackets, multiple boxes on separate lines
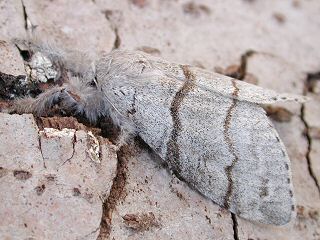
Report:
102,93,125,117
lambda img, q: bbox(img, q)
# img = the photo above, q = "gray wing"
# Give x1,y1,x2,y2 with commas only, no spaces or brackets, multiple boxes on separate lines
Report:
96,50,296,225
148,52,307,104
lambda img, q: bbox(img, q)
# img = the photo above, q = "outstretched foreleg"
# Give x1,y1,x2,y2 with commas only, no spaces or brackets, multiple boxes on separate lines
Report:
11,78,136,147
13,86,66,116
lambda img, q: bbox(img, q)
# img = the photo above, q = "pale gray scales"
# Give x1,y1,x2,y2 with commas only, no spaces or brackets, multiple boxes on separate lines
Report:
95,50,299,225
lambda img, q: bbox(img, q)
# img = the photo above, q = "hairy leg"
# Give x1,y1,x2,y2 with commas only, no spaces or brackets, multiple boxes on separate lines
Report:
12,77,136,147
13,86,66,116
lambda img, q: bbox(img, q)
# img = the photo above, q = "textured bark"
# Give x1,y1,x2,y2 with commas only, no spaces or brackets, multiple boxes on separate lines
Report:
0,0,319,239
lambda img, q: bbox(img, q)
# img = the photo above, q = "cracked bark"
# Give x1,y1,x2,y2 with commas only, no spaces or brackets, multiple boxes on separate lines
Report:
305,72,320,93
0,33,44,101
97,145,129,240
233,50,256,80
60,133,77,167
112,28,121,50
20,0,34,33
82,226,100,239
218,50,256,80
300,73,320,195
20,0,28,31
103,10,121,50
38,135,47,169
231,213,239,240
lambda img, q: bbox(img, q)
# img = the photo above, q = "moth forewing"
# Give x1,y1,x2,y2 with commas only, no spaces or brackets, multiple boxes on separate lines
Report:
95,50,296,225
140,51,307,104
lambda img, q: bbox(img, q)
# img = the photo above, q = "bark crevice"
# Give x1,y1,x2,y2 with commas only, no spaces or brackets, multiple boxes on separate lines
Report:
97,145,129,239
231,213,239,240
300,72,320,195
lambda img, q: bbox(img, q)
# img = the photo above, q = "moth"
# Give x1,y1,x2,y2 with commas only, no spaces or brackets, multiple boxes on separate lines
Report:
13,40,307,225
